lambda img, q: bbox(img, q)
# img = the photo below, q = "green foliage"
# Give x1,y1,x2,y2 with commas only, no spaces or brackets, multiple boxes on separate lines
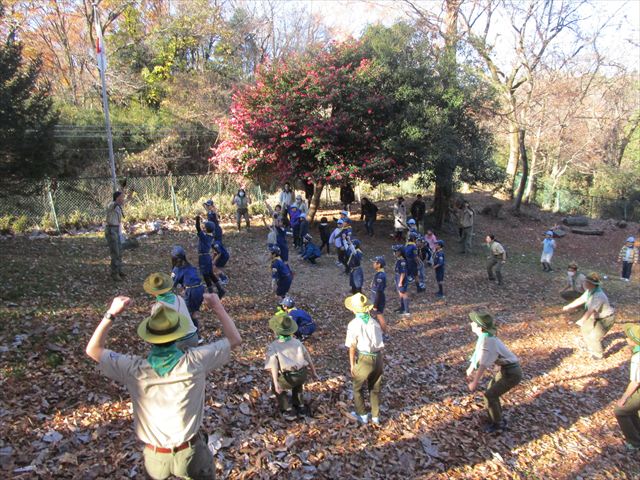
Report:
0,11,59,186
12,215,31,234
0,215,13,234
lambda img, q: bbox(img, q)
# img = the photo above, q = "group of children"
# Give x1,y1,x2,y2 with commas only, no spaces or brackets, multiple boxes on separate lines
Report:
146,193,639,449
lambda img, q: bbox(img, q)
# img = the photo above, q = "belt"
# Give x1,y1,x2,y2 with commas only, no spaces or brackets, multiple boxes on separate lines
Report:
501,362,520,369
198,253,211,256
146,436,196,454
185,283,204,289
358,350,381,356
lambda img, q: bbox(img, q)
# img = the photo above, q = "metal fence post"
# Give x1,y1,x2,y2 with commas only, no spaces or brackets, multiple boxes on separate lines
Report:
169,173,180,218
46,180,61,234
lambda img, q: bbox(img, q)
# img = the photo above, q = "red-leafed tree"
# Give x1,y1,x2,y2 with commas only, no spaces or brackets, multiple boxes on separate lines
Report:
210,41,413,220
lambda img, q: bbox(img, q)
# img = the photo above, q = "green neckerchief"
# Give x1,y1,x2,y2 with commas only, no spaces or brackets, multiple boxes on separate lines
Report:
355,312,371,324
633,346,640,354
148,344,185,376
469,332,494,368
278,335,293,342
585,286,602,310
156,292,176,304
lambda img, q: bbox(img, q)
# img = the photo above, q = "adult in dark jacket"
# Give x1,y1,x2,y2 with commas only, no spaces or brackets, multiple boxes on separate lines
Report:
360,198,379,237
340,183,356,213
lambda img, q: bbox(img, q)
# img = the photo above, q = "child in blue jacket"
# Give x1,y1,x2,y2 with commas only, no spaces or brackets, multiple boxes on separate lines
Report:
170,245,206,329
195,215,225,298
347,238,364,294
278,297,317,341
271,246,293,299
433,240,446,298
301,234,321,264
212,238,230,285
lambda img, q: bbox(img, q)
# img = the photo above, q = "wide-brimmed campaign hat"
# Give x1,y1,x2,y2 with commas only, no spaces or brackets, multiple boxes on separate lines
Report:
567,262,578,270
144,272,173,296
624,324,640,346
269,313,298,336
469,310,497,335
344,293,374,313
137,306,191,344
584,272,601,286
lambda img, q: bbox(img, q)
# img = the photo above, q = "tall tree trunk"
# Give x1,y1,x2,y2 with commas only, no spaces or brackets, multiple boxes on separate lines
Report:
513,129,528,212
307,180,324,223
433,169,454,229
524,126,541,204
506,123,520,197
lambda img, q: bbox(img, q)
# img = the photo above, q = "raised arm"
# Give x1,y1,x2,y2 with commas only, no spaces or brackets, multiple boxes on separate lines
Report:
203,293,242,349
85,296,131,362
195,215,202,233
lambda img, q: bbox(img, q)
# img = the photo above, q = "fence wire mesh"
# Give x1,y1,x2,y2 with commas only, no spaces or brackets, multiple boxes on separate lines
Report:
0,173,635,233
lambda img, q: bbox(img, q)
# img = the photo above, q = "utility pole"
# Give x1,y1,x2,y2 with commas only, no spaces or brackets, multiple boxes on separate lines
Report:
93,2,118,192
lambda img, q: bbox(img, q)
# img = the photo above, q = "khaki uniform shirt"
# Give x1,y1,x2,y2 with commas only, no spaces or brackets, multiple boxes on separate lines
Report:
98,339,231,447
460,208,474,228
488,241,506,258
630,352,640,383
577,289,615,319
106,201,123,226
477,336,518,368
264,338,311,373
345,317,384,353
566,273,586,293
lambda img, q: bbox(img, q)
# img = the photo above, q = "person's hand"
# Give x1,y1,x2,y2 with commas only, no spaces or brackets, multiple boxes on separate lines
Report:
350,366,356,377
617,398,627,408
274,383,283,395
562,305,570,312
203,293,221,309
313,372,320,381
468,379,478,392
466,366,474,377
195,215,200,221
108,296,131,316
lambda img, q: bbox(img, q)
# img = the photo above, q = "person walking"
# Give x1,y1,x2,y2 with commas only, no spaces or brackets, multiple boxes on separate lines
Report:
85,293,242,480
466,310,522,433
562,272,615,360
618,236,638,282
459,201,474,254
485,235,506,286
410,195,426,232
560,262,586,301
614,324,640,451
231,188,251,231
105,191,126,282
360,198,378,237
279,182,294,228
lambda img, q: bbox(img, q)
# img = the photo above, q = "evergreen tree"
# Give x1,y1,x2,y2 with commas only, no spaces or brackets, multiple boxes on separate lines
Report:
0,5,59,186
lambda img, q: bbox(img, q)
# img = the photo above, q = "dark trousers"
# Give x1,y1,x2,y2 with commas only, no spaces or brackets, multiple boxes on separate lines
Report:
615,388,640,447
487,256,504,285
364,218,375,236
275,368,308,411
320,239,331,254
622,261,633,280
484,363,522,424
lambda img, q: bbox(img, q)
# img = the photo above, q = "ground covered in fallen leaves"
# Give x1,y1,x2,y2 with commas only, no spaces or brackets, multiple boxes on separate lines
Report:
1,191,639,479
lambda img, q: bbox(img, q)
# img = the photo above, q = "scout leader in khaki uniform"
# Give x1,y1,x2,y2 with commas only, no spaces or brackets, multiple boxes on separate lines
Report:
485,234,506,286
105,191,125,281
560,262,586,302
85,293,242,480
466,310,522,433
344,293,388,425
615,324,640,451
562,272,615,360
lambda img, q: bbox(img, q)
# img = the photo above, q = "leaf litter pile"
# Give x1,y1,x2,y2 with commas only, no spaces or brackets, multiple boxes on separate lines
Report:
1,192,639,479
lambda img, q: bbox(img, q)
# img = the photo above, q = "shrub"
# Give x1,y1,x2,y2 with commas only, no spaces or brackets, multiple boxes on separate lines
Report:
12,215,31,234
0,215,13,234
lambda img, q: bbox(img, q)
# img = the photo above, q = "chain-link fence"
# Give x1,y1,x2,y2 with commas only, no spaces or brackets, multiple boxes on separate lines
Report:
0,174,421,233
